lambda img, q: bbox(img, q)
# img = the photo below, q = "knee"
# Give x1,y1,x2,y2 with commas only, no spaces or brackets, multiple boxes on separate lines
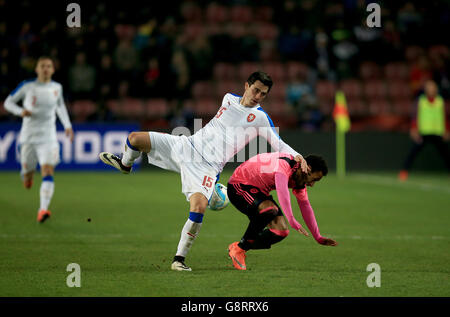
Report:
128,132,140,147
258,205,279,217
269,228,290,238
190,193,208,213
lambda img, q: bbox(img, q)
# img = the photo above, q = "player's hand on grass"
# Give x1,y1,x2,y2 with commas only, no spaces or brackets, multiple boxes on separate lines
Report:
294,155,310,174
320,237,338,246
296,226,309,237
21,109,32,117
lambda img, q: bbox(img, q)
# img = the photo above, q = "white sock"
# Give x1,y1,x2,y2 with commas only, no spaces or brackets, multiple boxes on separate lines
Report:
40,178,54,211
175,213,203,258
121,138,141,167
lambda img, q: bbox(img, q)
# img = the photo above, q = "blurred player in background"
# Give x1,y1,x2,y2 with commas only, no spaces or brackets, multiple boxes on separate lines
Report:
4,56,74,223
99,71,309,271
399,80,450,180
227,152,337,271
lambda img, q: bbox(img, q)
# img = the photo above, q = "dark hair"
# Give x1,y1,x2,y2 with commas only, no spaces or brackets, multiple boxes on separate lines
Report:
36,56,54,64
305,154,328,176
247,71,273,92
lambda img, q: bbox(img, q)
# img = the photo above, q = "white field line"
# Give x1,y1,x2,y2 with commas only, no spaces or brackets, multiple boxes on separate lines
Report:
350,173,450,194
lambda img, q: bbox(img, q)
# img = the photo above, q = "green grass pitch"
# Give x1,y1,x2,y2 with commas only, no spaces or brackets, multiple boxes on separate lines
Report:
0,169,449,297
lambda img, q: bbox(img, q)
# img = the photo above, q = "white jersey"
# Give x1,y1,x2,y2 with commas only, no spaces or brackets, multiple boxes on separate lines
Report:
188,93,300,172
4,78,72,144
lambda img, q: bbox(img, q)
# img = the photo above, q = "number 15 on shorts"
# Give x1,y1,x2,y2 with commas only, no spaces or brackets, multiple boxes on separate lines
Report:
202,176,214,188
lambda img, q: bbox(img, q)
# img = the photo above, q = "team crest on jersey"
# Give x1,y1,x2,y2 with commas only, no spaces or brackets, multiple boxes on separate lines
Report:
247,113,256,122
250,188,258,194
54,90,58,97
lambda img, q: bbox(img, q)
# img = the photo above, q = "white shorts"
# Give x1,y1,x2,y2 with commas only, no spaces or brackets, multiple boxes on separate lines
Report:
147,132,219,201
19,142,60,174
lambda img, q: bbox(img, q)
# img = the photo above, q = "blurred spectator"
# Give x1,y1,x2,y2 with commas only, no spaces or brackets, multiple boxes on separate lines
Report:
311,30,336,81
398,80,450,180
353,17,382,62
114,39,139,81
96,54,117,100
409,55,433,97
187,35,213,81
68,52,96,100
286,71,321,130
142,57,161,98
170,49,191,102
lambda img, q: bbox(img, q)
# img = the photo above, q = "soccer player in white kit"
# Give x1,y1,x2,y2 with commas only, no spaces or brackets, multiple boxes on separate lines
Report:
100,71,309,271
4,56,73,223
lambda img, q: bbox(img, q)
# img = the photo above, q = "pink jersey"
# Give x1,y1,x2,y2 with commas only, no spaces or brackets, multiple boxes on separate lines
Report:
229,152,299,195
229,152,325,244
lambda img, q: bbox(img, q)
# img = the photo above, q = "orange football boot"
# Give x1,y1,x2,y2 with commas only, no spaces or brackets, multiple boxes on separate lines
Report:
228,241,247,270
37,210,51,223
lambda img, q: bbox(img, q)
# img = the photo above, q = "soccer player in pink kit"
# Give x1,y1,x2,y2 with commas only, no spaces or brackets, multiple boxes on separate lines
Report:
227,152,337,271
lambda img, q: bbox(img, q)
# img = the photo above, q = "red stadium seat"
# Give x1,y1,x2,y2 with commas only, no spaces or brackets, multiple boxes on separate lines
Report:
106,99,121,117
340,79,363,101
359,61,381,80
194,98,220,117
238,62,261,81
145,98,169,118
363,80,387,99
315,80,337,102
387,80,413,100
192,81,215,99
70,100,97,122
122,98,144,119
286,61,308,81
347,98,367,117
384,62,409,80
254,6,273,22
368,99,391,115
254,22,279,41
261,62,286,82
391,98,414,116
213,63,236,80
269,81,287,100
215,80,242,97
230,5,253,24
205,3,229,24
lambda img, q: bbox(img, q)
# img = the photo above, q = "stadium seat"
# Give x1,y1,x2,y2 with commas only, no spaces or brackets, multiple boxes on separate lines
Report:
269,81,286,100
238,62,261,81
347,98,367,117
205,2,229,24
194,98,219,117
386,80,413,100
106,99,121,117
391,98,413,116
70,100,97,122
254,22,279,41
368,99,391,115
230,5,253,24
384,62,409,80
182,23,205,41
340,79,363,101
254,6,273,22
286,61,308,81
363,80,387,99
215,80,242,97
213,63,236,81
122,98,145,119
261,62,286,82
359,61,381,80
180,2,202,23
315,80,337,103
145,98,169,118
192,81,215,99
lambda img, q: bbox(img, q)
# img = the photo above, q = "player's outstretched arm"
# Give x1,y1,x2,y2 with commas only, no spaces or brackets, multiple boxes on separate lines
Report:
56,86,73,142
274,172,309,237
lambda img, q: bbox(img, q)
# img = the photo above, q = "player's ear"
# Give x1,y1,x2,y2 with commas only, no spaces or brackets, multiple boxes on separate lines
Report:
244,82,249,90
